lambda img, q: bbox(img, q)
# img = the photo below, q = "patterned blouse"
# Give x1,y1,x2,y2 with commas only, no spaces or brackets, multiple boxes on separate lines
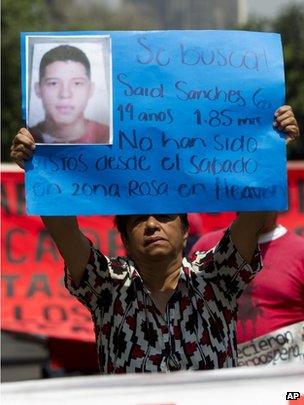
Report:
64,228,261,374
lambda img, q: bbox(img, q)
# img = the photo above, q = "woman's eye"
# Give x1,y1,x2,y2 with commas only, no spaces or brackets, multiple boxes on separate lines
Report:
156,215,174,221
132,216,146,225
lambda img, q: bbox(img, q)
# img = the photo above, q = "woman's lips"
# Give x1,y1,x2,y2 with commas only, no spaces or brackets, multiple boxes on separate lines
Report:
144,237,166,246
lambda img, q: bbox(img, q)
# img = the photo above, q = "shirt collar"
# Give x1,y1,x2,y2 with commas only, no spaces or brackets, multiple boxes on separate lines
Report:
128,257,190,286
258,224,287,244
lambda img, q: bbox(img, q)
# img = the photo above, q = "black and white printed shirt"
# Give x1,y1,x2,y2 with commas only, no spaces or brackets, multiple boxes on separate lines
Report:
65,228,262,374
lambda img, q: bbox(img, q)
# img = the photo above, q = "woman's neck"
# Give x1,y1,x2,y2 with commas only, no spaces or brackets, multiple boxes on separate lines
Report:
136,257,182,291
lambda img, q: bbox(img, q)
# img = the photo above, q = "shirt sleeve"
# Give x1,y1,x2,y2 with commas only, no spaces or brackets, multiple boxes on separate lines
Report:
64,244,112,313
195,227,262,299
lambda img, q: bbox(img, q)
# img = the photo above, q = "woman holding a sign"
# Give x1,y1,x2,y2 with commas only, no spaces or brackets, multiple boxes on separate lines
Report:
10,105,300,373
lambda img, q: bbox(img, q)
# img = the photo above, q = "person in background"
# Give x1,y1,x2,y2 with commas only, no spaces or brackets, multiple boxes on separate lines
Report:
190,212,304,366
30,45,109,144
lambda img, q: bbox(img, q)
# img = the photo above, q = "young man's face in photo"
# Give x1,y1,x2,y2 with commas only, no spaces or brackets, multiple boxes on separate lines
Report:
35,60,94,126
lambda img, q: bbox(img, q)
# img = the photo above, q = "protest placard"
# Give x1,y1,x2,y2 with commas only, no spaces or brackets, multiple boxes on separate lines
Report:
21,30,286,215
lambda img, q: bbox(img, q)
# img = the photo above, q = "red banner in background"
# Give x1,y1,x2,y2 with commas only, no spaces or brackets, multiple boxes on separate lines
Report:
1,170,124,343
1,164,304,343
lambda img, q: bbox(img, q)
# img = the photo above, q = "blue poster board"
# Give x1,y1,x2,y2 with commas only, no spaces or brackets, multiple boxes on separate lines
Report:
21,30,287,215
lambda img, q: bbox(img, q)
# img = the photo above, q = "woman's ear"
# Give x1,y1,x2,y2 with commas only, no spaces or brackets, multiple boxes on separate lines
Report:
183,229,189,248
121,234,129,251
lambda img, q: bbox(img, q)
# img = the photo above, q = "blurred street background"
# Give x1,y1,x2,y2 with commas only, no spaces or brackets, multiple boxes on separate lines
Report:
1,0,304,383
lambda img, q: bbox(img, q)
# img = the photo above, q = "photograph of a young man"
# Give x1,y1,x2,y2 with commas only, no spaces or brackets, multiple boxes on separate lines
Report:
27,37,112,144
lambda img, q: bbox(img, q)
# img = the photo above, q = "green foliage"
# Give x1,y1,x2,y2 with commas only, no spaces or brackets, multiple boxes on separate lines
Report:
2,0,50,161
273,5,304,159
238,4,304,159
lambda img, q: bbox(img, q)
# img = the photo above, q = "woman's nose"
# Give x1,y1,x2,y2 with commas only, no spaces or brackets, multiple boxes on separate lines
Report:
145,215,159,230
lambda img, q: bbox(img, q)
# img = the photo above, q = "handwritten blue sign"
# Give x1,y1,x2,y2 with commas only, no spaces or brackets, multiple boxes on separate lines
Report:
22,30,287,215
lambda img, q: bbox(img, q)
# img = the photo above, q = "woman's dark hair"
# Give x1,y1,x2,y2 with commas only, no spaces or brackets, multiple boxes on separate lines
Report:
39,45,91,82
114,214,189,240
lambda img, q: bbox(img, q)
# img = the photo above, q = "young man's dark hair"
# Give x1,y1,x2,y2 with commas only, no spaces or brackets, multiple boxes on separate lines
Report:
115,214,189,240
39,44,91,82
